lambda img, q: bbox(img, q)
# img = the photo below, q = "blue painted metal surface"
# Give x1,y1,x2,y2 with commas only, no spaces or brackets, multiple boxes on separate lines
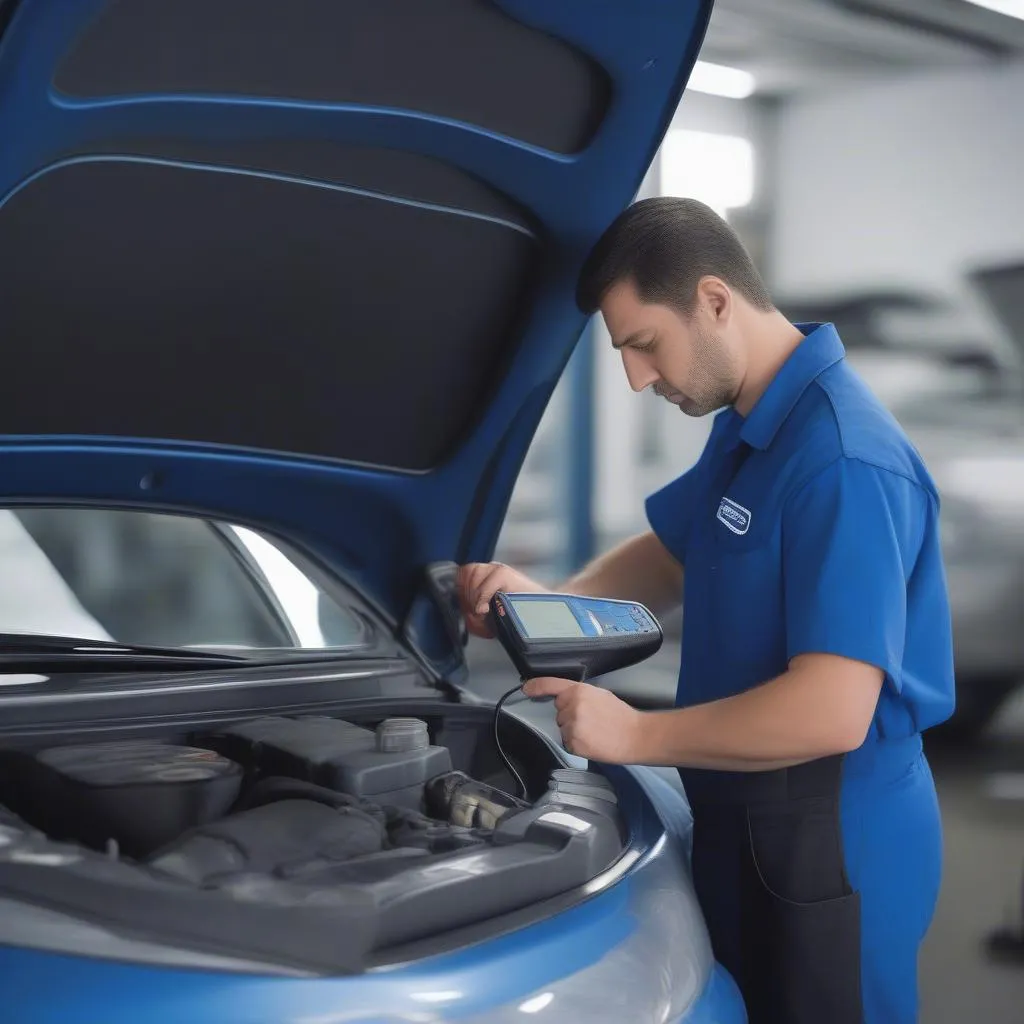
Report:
1,927,746,1024
679,965,748,1023
564,319,598,575
0,888,637,1023
1,948,745,1024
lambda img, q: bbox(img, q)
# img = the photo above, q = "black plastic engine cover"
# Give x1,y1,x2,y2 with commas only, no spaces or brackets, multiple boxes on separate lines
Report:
149,798,387,885
199,715,451,810
32,741,242,857
286,801,626,948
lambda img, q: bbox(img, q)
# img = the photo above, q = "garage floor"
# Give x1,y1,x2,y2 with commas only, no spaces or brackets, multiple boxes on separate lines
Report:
465,638,1024,1022
921,696,1024,1024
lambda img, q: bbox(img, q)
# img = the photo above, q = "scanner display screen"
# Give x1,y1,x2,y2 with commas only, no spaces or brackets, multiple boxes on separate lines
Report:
509,598,584,639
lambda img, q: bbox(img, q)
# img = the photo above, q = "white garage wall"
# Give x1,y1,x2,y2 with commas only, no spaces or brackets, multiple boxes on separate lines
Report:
668,90,766,164
768,62,1024,346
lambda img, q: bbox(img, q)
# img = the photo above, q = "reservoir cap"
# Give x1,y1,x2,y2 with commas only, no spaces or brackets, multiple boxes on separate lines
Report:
376,717,430,754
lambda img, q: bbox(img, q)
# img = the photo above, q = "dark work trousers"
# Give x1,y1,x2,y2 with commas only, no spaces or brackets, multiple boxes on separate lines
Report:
681,733,942,1023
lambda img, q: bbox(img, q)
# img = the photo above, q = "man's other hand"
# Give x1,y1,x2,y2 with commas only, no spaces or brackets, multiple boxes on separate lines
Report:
457,562,547,638
522,677,643,764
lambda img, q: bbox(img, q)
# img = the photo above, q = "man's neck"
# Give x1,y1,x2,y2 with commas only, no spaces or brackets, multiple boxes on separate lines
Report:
733,312,806,417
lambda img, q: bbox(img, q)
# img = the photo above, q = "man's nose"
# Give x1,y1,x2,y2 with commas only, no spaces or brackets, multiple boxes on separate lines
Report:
621,350,659,393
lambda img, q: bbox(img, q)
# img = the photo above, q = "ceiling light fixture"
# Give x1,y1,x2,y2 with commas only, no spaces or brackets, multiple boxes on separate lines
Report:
660,131,755,215
961,0,1024,21
687,60,756,99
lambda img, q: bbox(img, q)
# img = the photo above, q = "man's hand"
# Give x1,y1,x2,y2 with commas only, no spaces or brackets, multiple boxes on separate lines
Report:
457,562,547,638
522,678,643,764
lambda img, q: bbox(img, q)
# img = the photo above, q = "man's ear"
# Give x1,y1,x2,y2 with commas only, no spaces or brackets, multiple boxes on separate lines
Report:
695,276,731,323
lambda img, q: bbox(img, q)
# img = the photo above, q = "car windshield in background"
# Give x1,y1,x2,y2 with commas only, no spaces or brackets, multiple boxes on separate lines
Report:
0,508,367,656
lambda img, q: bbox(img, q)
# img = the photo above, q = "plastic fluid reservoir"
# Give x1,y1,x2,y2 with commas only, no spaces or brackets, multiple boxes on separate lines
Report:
331,718,451,810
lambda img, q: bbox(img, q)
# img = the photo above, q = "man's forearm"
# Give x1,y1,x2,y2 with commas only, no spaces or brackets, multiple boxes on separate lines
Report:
625,657,881,770
558,531,683,616
634,690,816,771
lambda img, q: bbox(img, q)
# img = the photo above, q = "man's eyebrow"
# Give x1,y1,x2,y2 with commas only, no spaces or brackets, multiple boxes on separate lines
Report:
612,331,647,350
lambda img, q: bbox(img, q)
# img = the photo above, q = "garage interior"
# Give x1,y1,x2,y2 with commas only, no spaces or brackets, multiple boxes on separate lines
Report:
0,0,1020,1019
481,2,1024,1021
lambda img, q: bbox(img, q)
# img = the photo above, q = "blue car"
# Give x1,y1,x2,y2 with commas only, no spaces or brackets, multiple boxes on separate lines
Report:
0,0,745,1020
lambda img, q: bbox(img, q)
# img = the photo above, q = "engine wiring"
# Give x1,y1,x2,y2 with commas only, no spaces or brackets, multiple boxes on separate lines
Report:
493,682,529,799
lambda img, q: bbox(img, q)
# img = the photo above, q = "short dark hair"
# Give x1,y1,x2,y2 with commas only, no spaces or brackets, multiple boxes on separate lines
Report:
575,196,775,315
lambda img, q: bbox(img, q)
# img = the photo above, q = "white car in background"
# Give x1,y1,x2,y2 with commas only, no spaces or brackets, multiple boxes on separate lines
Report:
781,289,1024,739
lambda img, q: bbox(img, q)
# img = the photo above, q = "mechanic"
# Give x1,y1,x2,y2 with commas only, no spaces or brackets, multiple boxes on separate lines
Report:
458,197,955,1024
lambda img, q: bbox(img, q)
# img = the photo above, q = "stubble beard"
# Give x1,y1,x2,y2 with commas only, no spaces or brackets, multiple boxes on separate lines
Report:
667,325,738,418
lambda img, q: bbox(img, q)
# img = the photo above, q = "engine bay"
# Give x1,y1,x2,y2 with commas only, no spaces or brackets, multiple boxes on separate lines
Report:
0,712,628,972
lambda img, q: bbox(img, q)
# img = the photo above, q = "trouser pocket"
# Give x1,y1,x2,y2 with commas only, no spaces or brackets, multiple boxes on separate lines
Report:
748,886,863,1023
740,797,863,1024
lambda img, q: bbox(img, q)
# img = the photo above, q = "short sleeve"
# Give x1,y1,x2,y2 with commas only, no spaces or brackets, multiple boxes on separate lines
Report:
782,458,924,691
645,463,704,564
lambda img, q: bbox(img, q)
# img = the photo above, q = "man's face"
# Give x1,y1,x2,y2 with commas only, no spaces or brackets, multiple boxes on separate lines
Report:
599,278,740,418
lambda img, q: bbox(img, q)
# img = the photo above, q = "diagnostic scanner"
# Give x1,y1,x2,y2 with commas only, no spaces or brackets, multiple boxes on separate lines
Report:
489,592,663,682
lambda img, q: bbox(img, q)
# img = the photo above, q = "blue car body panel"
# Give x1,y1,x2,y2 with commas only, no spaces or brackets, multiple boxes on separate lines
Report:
1,952,744,1024
0,2,746,1020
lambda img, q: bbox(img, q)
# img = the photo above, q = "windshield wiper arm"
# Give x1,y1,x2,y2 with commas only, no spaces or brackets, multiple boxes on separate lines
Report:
0,634,250,665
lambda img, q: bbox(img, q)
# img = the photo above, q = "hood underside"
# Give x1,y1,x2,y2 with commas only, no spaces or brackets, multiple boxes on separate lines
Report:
0,0,713,621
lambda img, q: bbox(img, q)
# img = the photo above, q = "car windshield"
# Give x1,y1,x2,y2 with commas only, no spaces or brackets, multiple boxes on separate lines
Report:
0,507,367,656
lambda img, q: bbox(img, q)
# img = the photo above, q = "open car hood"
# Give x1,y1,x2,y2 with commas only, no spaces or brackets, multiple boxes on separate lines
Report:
0,0,712,639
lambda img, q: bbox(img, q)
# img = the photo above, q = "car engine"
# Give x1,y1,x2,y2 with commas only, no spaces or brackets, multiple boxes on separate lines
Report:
0,715,627,966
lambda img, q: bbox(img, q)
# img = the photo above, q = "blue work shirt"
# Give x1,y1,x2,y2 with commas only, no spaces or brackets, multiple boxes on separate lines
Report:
646,323,956,752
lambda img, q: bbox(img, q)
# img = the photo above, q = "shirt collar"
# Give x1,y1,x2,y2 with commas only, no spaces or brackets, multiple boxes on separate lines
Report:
738,322,846,451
